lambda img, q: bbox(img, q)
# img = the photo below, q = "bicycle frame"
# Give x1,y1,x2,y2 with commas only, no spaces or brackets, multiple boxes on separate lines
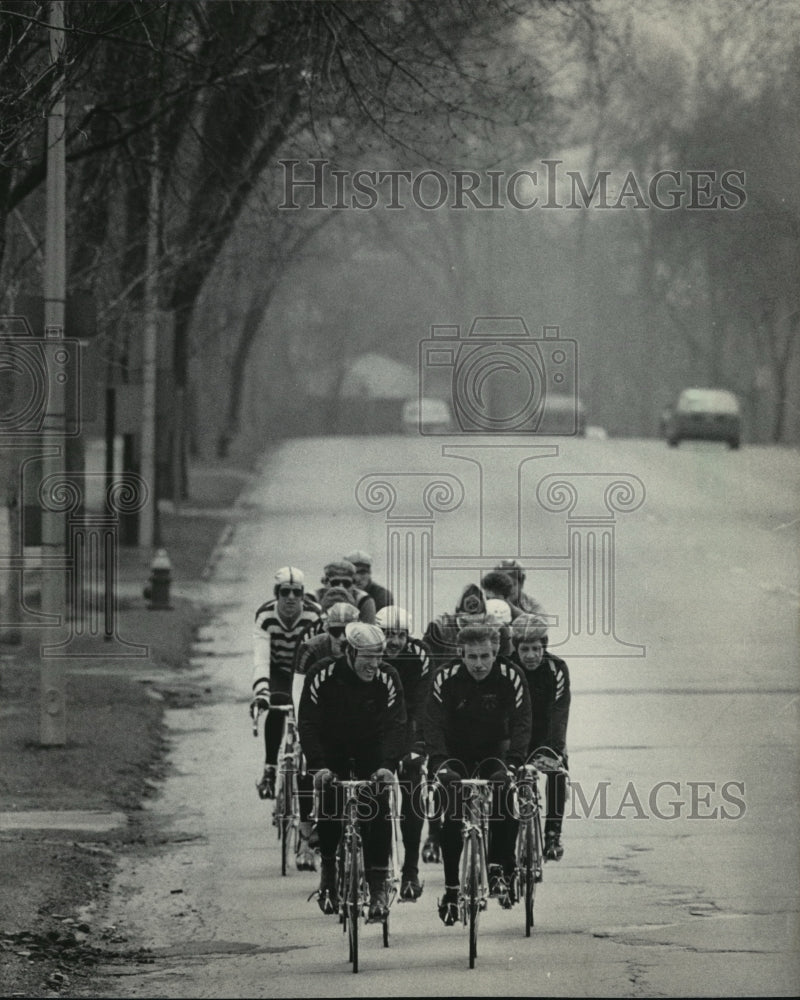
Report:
513,752,570,936
335,779,371,973
456,778,491,969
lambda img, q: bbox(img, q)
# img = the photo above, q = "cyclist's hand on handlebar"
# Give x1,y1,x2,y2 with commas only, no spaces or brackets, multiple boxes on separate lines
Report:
313,768,335,790
370,767,394,788
490,765,515,785
250,694,270,715
398,751,423,776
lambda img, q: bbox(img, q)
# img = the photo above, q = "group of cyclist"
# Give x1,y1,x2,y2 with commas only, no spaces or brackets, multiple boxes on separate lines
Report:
250,551,571,926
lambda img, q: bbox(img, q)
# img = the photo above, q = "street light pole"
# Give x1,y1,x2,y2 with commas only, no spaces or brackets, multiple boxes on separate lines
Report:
40,0,67,746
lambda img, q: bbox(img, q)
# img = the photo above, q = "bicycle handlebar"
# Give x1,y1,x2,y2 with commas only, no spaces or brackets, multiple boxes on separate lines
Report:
249,700,296,737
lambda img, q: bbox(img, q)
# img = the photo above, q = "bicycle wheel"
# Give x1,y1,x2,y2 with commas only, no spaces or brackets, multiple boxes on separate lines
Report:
528,812,545,935
279,764,294,877
522,821,535,936
347,839,362,973
336,841,347,930
466,828,481,969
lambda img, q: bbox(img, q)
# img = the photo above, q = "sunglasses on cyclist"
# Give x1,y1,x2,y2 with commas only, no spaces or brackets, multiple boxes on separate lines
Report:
328,578,353,588
278,586,303,597
327,626,347,638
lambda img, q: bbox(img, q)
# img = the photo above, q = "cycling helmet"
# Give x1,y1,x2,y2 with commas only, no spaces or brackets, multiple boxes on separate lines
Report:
375,605,412,634
485,598,512,625
323,559,356,582
344,549,372,568
326,602,360,627
274,566,304,586
512,613,549,643
344,621,386,653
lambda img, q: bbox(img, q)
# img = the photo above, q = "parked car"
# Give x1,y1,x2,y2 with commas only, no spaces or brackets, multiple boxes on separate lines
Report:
662,388,742,449
402,397,453,434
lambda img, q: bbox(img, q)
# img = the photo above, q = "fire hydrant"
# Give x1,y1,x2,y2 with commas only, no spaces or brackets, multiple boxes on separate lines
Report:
144,548,173,610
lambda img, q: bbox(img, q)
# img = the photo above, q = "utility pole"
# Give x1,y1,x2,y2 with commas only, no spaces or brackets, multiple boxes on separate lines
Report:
40,0,67,746
140,123,160,551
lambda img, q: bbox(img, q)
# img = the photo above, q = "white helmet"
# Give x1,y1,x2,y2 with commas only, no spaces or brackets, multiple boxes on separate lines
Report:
485,598,512,625
375,605,412,634
274,566,304,587
344,621,386,653
326,602,360,627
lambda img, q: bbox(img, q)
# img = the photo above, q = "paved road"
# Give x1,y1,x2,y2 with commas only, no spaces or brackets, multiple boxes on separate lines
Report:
89,435,799,997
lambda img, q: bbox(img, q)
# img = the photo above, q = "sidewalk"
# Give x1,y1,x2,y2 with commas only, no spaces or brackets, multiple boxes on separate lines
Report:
0,458,255,999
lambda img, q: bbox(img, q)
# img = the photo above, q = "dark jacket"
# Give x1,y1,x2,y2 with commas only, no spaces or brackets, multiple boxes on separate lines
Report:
365,579,393,612
424,658,531,773
293,631,336,676
298,656,406,774
513,651,571,756
383,637,430,755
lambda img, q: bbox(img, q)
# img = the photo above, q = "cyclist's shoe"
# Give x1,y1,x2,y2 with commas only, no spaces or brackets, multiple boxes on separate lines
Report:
400,869,423,901
296,838,317,872
505,868,519,905
544,832,564,861
488,864,513,909
437,886,460,926
367,870,390,922
256,765,276,800
421,834,440,864
316,858,339,915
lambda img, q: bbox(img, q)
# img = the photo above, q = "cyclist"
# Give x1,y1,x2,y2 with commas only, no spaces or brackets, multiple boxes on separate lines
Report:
344,549,393,611
419,587,512,864
481,570,525,620
298,586,354,640
289,600,361,870
251,567,322,804
298,622,406,921
375,605,429,902
293,600,360,689
510,614,571,861
316,560,376,623
494,559,546,616
484,598,515,659
424,624,532,924
422,583,486,672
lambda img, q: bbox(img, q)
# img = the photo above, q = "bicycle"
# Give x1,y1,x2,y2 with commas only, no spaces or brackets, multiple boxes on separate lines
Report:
312,773,399,973
512,750,570,937
435,776,492,970
251,702,302,876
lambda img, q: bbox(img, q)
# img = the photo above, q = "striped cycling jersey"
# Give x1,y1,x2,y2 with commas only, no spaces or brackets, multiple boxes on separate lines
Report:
252,598,322,697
